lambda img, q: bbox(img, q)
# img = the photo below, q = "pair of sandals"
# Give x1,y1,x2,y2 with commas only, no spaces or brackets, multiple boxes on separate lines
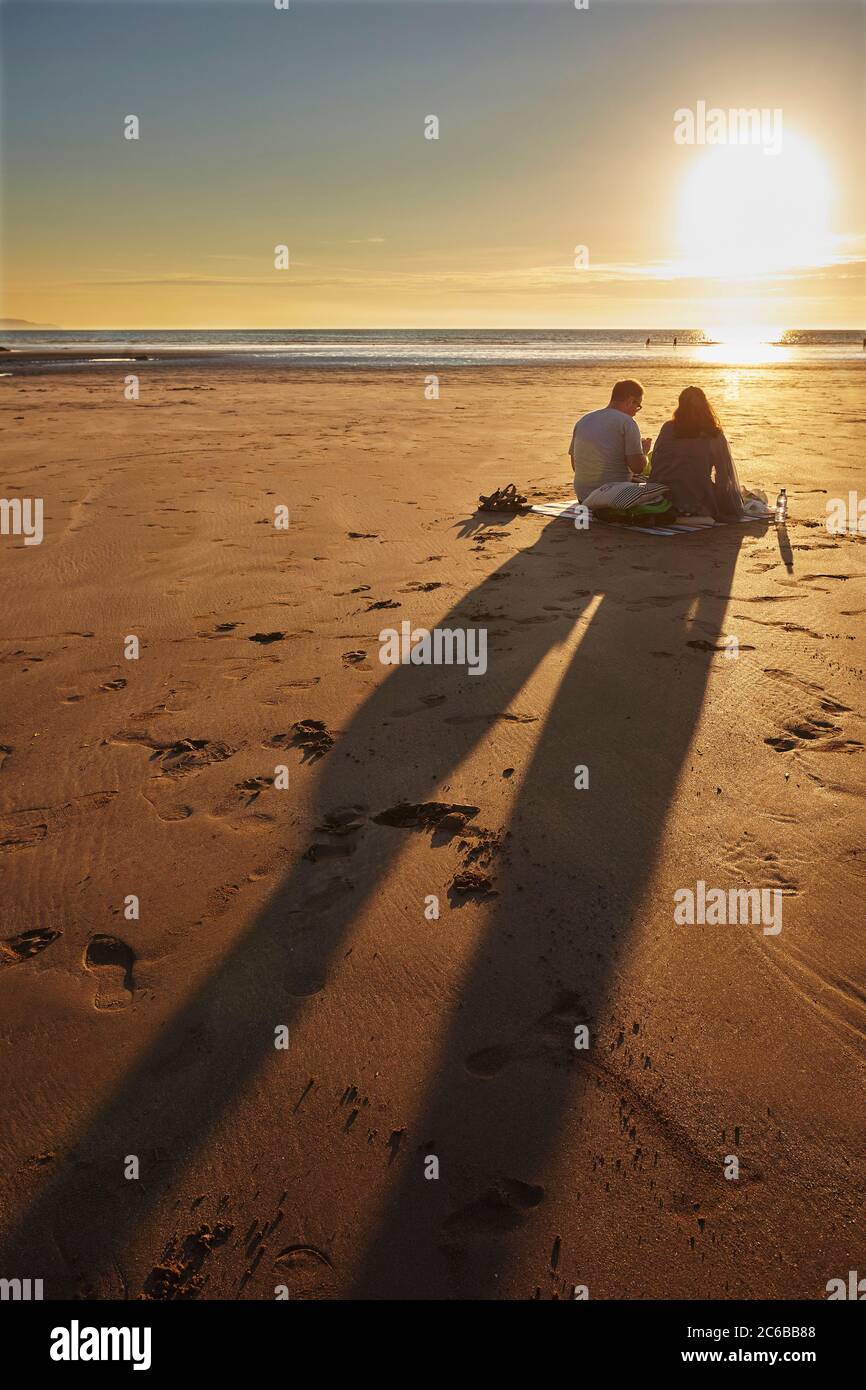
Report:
478,483,530,514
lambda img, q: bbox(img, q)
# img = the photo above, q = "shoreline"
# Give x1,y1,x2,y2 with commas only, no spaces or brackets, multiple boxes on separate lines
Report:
3,348,865,375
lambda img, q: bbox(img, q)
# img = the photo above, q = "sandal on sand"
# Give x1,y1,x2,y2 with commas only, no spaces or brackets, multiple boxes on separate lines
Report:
478,483,530,513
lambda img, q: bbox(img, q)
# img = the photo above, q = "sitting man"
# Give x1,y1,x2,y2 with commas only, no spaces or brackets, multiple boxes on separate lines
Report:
569,379,652,502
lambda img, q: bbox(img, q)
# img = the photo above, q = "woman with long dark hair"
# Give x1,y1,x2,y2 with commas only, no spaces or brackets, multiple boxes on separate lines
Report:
650,386,745,521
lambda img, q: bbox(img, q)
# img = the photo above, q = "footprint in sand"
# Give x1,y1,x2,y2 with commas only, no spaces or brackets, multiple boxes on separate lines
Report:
784,717,839,740
465,992,588,1078
0,927,61,967
284,940,329,997
443,710,538,726
141,786,194,822
687,638,756,653
765,713,861,754
111,731,234,777
735,615,825,639
269,719,335,761
442,1177,545,1236
60,674,128,703
391,693,448,717
718,832,802,894
195,622,241,638
143,1224,232,1300
372,801,479,835
271,1245,337,1299
304,805,367,862
84,935,135,1010
464,1044,511,1078
449,868,497,901
210,776,277,829
0,809,49,852
763,667,852,713
291,876,356,916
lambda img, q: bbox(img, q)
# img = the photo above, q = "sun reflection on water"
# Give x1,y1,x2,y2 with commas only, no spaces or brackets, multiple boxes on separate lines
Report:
695,328,789,366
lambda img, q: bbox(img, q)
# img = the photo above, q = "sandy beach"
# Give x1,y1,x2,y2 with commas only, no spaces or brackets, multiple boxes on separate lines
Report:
0,359,864,1300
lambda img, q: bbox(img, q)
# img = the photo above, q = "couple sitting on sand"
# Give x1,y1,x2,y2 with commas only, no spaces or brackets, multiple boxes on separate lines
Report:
569,378,745,525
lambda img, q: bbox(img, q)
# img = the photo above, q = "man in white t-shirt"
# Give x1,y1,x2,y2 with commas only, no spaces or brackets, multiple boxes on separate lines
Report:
569,379,653,502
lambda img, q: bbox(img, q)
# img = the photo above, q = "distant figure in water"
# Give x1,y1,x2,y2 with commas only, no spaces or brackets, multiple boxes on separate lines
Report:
673,336,678,348
645,336,651,348
649,386,744,522
862,337,865,349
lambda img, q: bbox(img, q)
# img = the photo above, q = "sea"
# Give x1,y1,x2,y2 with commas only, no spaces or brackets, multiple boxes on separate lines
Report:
1,328,863,372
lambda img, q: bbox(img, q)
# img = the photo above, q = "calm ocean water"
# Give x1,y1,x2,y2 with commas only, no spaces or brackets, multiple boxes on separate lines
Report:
2,328,864,371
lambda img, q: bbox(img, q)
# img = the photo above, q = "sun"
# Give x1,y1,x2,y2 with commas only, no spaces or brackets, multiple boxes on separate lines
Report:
677,131,834,278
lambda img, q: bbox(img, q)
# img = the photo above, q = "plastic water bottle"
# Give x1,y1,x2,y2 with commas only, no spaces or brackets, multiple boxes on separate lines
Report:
775,488,788,524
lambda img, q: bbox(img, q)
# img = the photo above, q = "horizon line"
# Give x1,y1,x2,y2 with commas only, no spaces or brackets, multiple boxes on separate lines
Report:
3,324,863,334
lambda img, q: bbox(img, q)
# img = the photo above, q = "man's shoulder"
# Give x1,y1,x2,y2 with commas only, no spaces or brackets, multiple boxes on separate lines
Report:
576,406,616,429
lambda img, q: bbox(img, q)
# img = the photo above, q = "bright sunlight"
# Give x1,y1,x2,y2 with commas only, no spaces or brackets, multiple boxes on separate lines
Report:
677,131,835,279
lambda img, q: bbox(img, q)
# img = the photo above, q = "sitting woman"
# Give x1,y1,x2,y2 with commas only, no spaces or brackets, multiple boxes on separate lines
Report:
649,387,744,522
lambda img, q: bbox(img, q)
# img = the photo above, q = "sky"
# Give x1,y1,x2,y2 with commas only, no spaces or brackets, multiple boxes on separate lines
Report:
1,0,864,330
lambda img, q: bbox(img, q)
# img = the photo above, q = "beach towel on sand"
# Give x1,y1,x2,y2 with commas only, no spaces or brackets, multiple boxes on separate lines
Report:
531,499,774,536
531,500,694,536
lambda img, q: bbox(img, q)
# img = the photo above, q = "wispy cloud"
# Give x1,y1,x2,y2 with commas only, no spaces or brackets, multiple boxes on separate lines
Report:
51,254,863,292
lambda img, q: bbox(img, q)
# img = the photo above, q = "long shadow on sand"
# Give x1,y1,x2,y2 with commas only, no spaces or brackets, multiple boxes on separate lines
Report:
1,515,749,1298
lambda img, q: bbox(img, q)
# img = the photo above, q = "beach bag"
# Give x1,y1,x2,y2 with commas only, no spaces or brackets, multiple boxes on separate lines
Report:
582,479,675,525
593,497,679,527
